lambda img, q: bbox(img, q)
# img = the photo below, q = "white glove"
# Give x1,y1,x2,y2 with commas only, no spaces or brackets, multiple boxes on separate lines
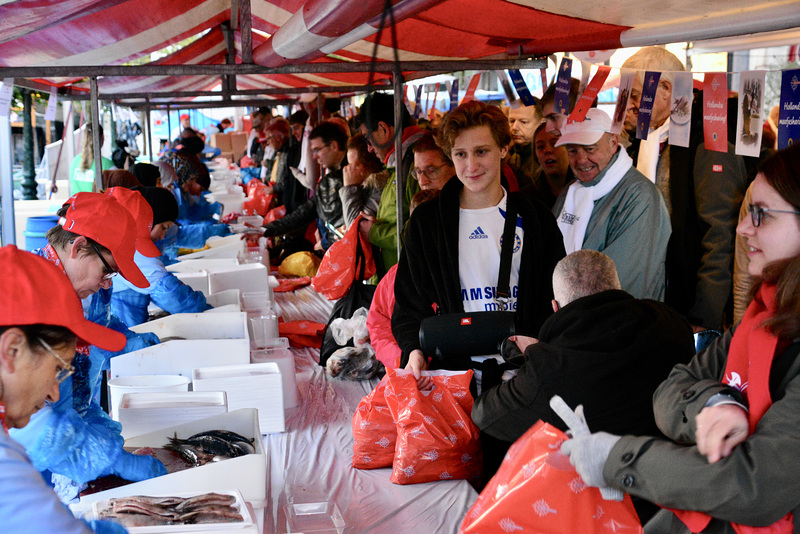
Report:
550,395,623,501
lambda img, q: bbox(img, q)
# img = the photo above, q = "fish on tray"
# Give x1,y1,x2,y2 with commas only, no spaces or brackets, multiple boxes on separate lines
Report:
163,429,256,467
97,492,244,527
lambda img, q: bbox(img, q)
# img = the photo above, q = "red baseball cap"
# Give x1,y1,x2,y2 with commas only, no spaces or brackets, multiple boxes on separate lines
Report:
106,187,161,258
180,114,190,121
0,246,126,351
60,192,149,288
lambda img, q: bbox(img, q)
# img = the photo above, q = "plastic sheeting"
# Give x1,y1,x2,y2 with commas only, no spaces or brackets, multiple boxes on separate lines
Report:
265,286,478,533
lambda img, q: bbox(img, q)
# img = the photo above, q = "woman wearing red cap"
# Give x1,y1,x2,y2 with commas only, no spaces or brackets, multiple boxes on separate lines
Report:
0,246,127,534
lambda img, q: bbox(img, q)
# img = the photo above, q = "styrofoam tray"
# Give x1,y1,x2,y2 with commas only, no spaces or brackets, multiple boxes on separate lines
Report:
117,391,228,439
206,289,242,310
91,489,253,532
130,312,248,341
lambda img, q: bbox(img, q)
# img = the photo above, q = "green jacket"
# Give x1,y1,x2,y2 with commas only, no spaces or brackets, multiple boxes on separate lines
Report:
369,166,419,271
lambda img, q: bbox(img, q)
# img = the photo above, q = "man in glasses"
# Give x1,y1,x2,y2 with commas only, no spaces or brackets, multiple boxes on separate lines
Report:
12,192,166,502
411,132,455,192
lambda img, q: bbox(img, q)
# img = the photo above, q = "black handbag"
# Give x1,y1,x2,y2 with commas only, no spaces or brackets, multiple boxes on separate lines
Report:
319,232,376,367
419,195,519,363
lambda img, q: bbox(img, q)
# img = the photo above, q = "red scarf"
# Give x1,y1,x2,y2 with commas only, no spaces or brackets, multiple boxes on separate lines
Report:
0,400,7,433
673,283,793,533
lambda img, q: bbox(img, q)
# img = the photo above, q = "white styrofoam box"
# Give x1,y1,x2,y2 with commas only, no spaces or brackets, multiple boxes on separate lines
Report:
130,311,248,341
178,240,245,261
206,193,244,217
206,289,242,310
205,304,239,314
173,271,209,296
75,409,267,505
111,340,250,381
166,258,238,273
251,338,298,409
117,391,228,439
237,215,263,227
193,362,285,434
206,234,244,248
208,263,273,296
108,375,191,421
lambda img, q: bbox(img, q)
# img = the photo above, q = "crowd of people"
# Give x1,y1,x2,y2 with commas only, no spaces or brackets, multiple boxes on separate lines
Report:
8,44,797,533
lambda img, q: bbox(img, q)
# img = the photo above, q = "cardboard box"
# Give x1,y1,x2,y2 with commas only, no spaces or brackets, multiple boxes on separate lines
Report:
76,409,268,504
219,151,235,163
230,132,249,154
210,133,232,151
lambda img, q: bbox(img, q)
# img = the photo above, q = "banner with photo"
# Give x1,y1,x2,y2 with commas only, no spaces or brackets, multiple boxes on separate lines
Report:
636,71,661,140
736,71,766,157
778,68,800,149
703,72,728,152
610,69,635,135
669,71,694,148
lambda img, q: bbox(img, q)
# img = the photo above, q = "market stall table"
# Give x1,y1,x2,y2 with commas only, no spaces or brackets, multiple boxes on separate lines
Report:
265,286,478,533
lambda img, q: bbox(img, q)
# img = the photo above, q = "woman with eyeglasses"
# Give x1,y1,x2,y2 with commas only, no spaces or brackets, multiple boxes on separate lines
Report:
0,245,127,533
11,192,166,503
558,144,800,534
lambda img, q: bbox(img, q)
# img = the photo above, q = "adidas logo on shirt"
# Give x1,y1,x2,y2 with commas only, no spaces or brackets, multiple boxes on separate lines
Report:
469,227,488,239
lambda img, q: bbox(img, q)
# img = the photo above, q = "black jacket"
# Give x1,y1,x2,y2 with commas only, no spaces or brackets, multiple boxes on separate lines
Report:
472,289,695,443
391,178,566,368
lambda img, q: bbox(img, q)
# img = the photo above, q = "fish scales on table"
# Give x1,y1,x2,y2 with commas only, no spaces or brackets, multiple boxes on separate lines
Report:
98,492,243,527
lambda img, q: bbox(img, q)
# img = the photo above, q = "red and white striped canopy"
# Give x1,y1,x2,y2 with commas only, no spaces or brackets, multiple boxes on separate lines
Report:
1,0,798,97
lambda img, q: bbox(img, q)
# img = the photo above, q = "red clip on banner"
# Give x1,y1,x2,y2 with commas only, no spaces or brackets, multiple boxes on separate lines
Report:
569,65,611,122
459,421,642,534
703,72,729,152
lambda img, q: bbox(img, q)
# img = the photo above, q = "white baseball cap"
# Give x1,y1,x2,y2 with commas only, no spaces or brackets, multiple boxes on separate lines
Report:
555,108,613,147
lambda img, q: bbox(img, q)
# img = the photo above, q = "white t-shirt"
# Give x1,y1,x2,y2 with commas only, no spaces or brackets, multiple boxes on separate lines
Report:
458,189,524,313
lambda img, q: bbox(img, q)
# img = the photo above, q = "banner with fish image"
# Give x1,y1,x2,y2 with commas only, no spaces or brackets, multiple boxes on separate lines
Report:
778,68,800,149
703,72,728,152
669,71,694,148
608,69,634,135
736,71,766,157
636,71,662,141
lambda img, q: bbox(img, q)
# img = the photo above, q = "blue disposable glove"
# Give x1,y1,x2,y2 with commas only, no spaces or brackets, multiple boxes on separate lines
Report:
112,450,167,482
86,519,129,534
82,403,123,435
151,272,211,315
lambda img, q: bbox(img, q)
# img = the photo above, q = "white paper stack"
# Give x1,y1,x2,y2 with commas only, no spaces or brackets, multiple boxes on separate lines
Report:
193,362,285,434
117,391,228,439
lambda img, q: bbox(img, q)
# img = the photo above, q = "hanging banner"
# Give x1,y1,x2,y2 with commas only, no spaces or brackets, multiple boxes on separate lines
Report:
461,72,481,104
45,86,58,122
0,78,14,117
636,71,661,140
449,79,459,111
422,85,429,117
736,71,766,157
540,69,548,96
428,83,441,119
413,85,423,119
610,69,635,135
578,60,591,97
778,68,800,149
403,85,414,115
507,70,536,107
568,65,610,123
554,58,573,115
495,70,517,105
572,50,616,64
703,72,728,152
669,71,694,148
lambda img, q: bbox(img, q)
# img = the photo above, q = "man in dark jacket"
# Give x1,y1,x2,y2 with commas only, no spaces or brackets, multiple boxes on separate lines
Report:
473,249,694,442
262,121,347,251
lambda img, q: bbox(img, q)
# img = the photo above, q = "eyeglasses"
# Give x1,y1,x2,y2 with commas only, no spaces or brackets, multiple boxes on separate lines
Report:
411,163,448,181
311,143,330,155
748,204,800,227
39,339,75,384
89,241,117,280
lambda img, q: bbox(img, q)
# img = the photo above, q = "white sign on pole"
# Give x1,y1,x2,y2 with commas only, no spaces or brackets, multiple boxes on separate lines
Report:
45,86,58,121
0,78,14,117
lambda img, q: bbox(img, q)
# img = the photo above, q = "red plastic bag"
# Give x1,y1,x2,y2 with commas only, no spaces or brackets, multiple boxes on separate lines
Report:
311,215,375,300
384,369,482,485
352,375,396,469
264,205,286,224
242,193,273,217
277,319,325,349
459,421,642,534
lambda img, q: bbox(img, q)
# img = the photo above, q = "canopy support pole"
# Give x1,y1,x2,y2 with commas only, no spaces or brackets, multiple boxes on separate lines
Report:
90,76,102,191
145,97,153,160
0,113,15,245
393,68,404,257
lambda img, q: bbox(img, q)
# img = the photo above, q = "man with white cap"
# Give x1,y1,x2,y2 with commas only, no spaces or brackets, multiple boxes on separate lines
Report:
552,108,671,301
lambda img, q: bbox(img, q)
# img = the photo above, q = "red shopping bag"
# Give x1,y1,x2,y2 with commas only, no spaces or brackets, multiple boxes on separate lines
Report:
352,375,396,469
459,421,642,534
264,205,286,224
384,369,482,485
311,215,375,300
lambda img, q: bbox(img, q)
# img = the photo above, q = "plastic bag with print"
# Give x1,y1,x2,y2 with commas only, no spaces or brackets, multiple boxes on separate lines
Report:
352,375,396,469
384,368,482,485
459,420,642,534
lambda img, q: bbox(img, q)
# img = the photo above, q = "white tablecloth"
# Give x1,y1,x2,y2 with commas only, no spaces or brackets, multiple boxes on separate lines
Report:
265,287,478,533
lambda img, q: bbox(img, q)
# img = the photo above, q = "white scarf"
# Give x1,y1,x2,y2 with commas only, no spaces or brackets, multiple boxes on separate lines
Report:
556,148,633,253
635,122,669,183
